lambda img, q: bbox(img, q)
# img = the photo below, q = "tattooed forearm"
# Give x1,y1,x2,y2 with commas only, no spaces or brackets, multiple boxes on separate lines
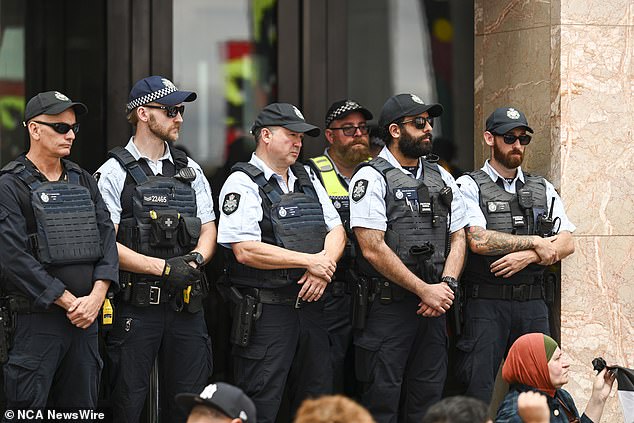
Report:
466,226,535,256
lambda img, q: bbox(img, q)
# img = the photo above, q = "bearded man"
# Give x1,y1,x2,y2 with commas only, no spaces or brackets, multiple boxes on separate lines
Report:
306,99,373,395
454,106,575,405
95,75,216,423
349,93,468,422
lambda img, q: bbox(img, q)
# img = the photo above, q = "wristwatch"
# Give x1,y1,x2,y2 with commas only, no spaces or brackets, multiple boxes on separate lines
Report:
441,276,458,290
190,251,204,268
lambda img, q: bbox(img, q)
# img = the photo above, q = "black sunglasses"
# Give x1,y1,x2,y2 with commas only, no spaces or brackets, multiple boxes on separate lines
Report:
328,124,369,136
399,116,434,129
34,121,80,135
143,104,185,118
499,133,532,145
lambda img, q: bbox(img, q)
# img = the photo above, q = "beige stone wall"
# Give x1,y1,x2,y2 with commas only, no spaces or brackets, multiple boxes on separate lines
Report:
475,1,634,422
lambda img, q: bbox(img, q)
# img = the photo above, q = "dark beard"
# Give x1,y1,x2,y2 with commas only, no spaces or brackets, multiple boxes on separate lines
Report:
148,114,179,142
399,130,432,159
493,141,523,168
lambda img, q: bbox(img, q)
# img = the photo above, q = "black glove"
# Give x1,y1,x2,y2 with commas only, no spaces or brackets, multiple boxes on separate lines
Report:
162,256,202,289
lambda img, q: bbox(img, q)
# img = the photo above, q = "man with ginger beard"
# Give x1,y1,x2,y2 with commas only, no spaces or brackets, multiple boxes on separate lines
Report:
454,107,576,405
306,99,373,394
349,93,468,422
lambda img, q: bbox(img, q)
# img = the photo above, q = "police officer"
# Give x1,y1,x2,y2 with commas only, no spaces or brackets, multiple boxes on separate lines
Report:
217,103,346,423
455,107,575,404
306,99,373,393
96,76,217,423
349,93,468,423
0,91,119,411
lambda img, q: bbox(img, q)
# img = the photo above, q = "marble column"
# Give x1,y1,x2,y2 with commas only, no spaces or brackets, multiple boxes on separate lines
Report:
475,1,634,421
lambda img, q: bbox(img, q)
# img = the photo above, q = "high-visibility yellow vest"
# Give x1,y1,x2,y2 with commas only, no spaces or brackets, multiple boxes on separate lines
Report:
307,155,349,198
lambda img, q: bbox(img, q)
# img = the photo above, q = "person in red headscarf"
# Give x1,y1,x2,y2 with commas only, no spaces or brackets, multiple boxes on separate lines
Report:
495,333,615,423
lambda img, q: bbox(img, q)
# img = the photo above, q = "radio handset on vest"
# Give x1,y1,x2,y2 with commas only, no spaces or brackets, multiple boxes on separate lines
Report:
536,197,558,238
517,188,533,234
432,186,452,227
174,167,196,183
438,186,453,208
416,185,432,216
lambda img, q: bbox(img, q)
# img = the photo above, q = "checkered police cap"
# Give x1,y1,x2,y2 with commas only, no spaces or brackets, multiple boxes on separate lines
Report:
126,76,196,113
325,99,373,128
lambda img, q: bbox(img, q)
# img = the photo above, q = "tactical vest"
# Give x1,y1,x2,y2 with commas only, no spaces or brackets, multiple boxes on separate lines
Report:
356,157,451,281
463,169,548,286
109,145,201,261
1,160,102,265
226,162,328,289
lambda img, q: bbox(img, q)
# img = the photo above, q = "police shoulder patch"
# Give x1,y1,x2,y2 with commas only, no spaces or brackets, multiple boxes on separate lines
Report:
351,179,369,202
222,193,241,215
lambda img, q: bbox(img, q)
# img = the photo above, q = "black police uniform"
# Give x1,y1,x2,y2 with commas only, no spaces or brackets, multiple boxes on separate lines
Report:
455,170,550,403
103,145,212,423
306,154,356,394
223,162,332,423
0,155,119,410
354,157,451,423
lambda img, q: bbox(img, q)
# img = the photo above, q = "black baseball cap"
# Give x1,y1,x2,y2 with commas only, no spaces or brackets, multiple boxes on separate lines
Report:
486,107,534,134
378,93,443,128
325,99,373,128
251,103,320,137
24,91,88,123
126,75,197,113
175,382,256,422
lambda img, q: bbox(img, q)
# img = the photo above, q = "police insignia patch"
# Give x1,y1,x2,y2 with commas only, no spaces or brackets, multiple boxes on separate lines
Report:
506,108,520,119
54,91,70,101
352,179,368,202
292,105,305,120
222,193,241,215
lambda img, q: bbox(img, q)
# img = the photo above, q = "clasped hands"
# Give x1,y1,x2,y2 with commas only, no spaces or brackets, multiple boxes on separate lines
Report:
297,250,336,302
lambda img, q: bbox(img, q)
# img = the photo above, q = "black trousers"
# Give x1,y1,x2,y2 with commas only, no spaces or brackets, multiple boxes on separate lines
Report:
322,287,353,393
354,293,447,423
105,302,212,423
232,299,332,423
3,310,102,411
455,298,549,403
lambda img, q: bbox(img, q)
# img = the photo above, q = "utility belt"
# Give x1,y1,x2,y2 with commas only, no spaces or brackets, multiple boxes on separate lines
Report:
2,294,55,314
121,279,173,306
220,284,305,349
239,285,309,308
369,277,420,304
227,263,294,288
0,297,16,364
465,280,545,302
118,272,207,312
349,275,424,331
330,273,353,297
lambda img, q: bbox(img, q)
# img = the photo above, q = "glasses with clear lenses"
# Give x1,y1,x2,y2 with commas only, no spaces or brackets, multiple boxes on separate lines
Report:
34,121,80,134
501,133,532,145
329,124,369,136
143,104,185,118
400,116,434,129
